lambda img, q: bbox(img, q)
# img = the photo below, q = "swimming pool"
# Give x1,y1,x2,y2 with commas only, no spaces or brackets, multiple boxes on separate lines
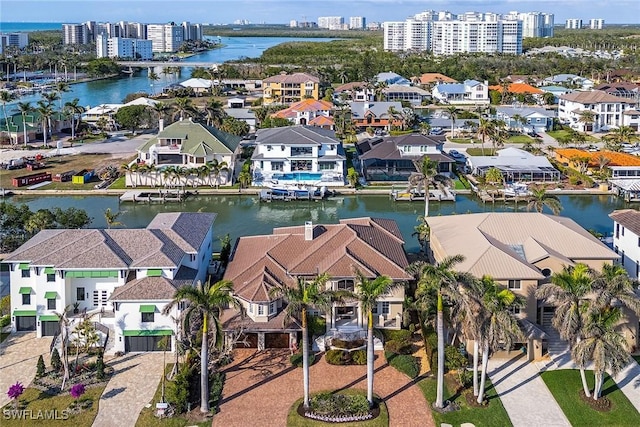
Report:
272,172,323,181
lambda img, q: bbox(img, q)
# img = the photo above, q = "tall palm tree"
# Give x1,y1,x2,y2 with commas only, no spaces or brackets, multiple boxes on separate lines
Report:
592,263,640,315
173,97,197,121
238,170,252,189
54,82,70,110
53,307,72,390
408,254,468,409
410,156,440,218
36,100,54,147
269,274,336,409
203,99,226,127
1,90,15,146
63,98,85,141
104,208,123,229
536,263,594,396
148,70,160,94
475,276,523,404
578,110,596,133
206,159,229,188
572,307,631,400
476,118,494,156
353,270,398,407
606,125,636,148
151,101,171,127
412,215,430,253
163,279,241,413
16,101,33,147
445,106,459,137
526,185,562,215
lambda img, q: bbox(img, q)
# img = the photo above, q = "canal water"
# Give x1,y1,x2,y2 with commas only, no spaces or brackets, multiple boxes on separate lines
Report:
6,36,335,110
9,193,630,253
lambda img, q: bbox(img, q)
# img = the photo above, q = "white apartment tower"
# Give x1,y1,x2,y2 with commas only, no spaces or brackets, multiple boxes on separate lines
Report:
96,33,108,58
430,17,523,55
506,11,554,38
349,16,366,30
566,19,583,29
589,19,605,29
318,16,345,30
96,35,153,59
147,23,184,53
383,20,429,51
0,33,29,54
63,23,90,45
182,22,203,41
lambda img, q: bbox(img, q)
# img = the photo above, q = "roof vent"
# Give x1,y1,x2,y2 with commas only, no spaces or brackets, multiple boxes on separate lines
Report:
305,221,313,241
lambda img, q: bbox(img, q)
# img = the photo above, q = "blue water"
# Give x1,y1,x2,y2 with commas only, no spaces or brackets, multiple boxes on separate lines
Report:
273,172,323,181
0,22,62,32
4,36,335,111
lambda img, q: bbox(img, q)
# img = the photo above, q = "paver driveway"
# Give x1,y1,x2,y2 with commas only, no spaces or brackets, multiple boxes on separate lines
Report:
214,349,434,427
92,352,164,427
0,332,50,408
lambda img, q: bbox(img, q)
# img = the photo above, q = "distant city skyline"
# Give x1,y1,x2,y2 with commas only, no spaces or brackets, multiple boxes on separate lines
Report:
1,0,639,25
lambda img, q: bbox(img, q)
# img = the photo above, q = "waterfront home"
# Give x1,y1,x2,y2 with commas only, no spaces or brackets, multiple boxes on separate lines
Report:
610,209,640,280
543,74,594,90
222,218,411,350
495,106,556,132
262,72,320,105
2,212,215,353
1,111,71,145
251,125,345,186
348,101,403,131
594,82,640,106
431,79,490,105
488,83,545,103
382,84,431,105
555,148,640,174
179,77,213,95
333,82,375,103
135,118,241,187
558,90,639,132
412,73,457,88
426,212,627,360
82,97,158,129
467,147,561,182
375,71,411,86
356,133,454,181
270,99,334,127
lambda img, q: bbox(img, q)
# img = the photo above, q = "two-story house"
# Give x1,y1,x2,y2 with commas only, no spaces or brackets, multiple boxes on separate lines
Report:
262,72,320,105
333,82,375,104
495,106,556,132
356,133,454,181
3,212,215,354
251,125,345,186
270,99,334,127
610,209,640,280
427,212,628,361
135,118,241,187
431,80,490,105
349,101,403,131
221,218,412,350
558,90,639,132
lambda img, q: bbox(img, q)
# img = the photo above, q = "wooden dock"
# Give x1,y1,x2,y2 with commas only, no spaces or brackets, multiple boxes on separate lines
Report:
258,187,329,202
390,187,456,202
120,190,187,203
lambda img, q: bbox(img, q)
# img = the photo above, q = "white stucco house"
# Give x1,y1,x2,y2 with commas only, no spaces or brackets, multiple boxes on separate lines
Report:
3,212,216,354
610,209,640,280
558,90,639,132
431,79,490,105
251,125,346,186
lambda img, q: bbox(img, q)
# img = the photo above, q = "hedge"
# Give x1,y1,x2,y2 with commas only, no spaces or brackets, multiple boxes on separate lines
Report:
380,329,412,342
385,351,420,379
290,352,317,368
325,349,367,365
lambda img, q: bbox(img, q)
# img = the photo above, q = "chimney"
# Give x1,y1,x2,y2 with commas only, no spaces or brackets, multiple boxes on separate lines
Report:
159,118,164,131
304,221,313,241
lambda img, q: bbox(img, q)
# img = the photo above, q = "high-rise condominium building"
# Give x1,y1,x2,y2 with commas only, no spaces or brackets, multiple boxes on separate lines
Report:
63,23,90,45
147,23,184,53
589,19,605,29
0,32,29,54
182,22,203,41
504,11,554,38
349,16,366,30
566,19,583,29
96,34,153,60
383,20,429,51
318,16,345,30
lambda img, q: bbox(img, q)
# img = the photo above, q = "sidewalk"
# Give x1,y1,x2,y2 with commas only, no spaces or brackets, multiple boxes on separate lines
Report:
613,361,640,413
488,354,570,427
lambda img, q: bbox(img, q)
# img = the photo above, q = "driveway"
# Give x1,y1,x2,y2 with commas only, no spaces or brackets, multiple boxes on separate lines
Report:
92,352,164,427
0,332,51,408
214,349,434,427
488,354,570,427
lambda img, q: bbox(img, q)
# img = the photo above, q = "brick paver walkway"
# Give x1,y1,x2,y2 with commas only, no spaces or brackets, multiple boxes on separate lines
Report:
0,332,50,408
214,349,435,427
92,353,164,427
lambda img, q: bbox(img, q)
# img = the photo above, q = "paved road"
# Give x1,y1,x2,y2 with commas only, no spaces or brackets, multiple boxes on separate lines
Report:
488,354,571,427
92,353,164,427
0,332,51,408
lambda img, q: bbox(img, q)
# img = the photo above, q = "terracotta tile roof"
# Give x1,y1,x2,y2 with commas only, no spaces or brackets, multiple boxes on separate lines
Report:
223,218,411,304
555,149,640,167
335,81,367,92
559,90,636,104
416,73,457,85
309,115,335,126
610,209,640,236
264,72,319,84
221,307,301,332
271,99,333,119
488,83,544,94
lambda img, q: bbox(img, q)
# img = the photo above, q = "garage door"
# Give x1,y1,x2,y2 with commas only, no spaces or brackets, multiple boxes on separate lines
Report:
236,333,258,348
41,321,58,336
16,316,36,331
125,336,164,352
265,333,289,348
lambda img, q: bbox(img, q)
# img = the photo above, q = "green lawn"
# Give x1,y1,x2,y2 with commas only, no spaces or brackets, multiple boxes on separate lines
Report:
448,138,481,144
466,148,497,156
453,179,467,190
633,355,640,365
541,370,639,427
0,332,9,343
286,390,388,427
507,135,534,143
418,375,512,427
0,386,106,427
107,176,127,190
547,129,598,142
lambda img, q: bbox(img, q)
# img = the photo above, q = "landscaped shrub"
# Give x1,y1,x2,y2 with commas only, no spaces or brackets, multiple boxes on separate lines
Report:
36,355,45,378
385,352,420,379
0,314,10,328
307,315,326,337
381,329,411,342
351,350,367,365
167,364,192,413
384,339,412,355
309,392,370,417
326,349,347,365
290,351,316,368
51,348,62,372
331,338,365,349
325,349,366,365
208,372,225,411
422,325,438,375
95,351,105,381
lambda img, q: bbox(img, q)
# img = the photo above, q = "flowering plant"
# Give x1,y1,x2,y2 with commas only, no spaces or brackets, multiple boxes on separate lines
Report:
70,383,86,400
7,382,24,409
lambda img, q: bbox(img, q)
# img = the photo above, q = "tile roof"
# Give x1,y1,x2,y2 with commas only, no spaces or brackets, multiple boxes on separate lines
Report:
273,99,333,115
416,73,457,85
349,101,403,118
334,81,367,92
309,115,335,127
224,218,411,304
555,149,640,167
264,72,319,84
428,213,618,280
221,307,301,332
559,90,636,104
488,83,544,94
254,125,340,146
609,209,640,236
137,119,241,154
109,276,178,301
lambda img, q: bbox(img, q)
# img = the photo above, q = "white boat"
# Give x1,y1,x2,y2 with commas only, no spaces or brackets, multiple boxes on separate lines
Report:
502,183,532,197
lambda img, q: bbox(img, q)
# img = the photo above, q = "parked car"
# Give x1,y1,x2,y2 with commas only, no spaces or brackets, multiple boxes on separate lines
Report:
429,127,444,136
448,150,466,162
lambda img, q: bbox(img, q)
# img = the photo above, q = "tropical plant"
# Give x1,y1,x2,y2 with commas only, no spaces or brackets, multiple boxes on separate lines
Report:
269,274,336,409
347,167,359,188
476,117,495,156
63,98,85,141
163,279,242,413
16,101,33,147
203,99,226,127
205,159,229,188
412,215,430,253
36,100,55,148
353,270,398,407
409,156,447,218
104,208,123,229
592,263,640,315
148,71,160,94
238,170,252,189
578,110,596,133
446,106,459,136
7,382,24,410
484,167,504,186
173,97,197,121
1,90,16,145
526,185,562,215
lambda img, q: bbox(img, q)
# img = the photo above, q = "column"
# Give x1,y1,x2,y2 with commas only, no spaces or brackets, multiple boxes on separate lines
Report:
357,303,363,328
257,332,265,351
330,305,336,330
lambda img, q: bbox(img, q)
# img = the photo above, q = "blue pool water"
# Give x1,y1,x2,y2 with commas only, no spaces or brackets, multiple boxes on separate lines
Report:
273,173,323,181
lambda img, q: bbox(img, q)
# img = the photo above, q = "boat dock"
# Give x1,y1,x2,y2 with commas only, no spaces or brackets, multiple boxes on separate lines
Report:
258,186,330,202
120,190,187,203
390,186,456,202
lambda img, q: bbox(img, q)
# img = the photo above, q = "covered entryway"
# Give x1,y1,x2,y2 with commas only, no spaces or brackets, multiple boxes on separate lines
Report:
265,333,289,348
123,330,173,352
14,311,36,331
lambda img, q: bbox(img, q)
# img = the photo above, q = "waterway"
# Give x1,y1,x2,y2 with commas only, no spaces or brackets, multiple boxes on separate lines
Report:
5,36,334,110
8,193,629,253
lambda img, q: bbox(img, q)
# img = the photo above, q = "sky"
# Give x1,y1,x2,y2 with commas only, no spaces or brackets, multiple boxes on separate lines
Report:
1,0,639,25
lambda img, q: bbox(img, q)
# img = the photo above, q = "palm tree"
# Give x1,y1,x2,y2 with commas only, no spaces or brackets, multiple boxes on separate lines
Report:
476,118,494,155
526,185,562,215
54,82,70,109
151,102,171,126
206,159,229,188
592,263,640,315
412,215,430,253
238,170,252,189
572,306,630,400
386,106,399,131
410,156,440,218
578,110,596,133
269,274,336,409
484,167,504,187
512,114,526,132
408,254,468,409
148,70,160,94
1,90,15,146
63,98,85,141
104,208,123,229
353,270,398,407
36,100,54,148
164,279,241,413
53,307,72,390
16,101,33,147
446,106,459,137
203,99,225,127
606,126,636,147
173,97,197,121
536,263,594,397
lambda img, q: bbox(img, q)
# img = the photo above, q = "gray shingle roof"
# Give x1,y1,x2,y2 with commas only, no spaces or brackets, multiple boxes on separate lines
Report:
254,125,339,146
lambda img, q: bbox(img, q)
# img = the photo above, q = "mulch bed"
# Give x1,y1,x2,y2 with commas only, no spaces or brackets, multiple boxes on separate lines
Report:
579,390,612,412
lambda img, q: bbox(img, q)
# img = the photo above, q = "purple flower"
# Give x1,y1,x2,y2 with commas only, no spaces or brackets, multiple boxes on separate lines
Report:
7,382,24,400
70,384,86,400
